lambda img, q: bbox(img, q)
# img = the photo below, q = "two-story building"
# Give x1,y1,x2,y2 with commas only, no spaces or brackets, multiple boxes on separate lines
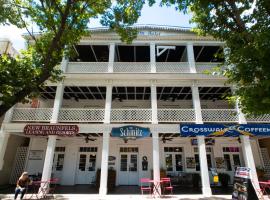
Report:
1,25,270,197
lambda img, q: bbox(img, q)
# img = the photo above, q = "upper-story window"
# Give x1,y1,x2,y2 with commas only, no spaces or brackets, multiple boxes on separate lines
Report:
70,45,109,62
193,46,224,62
115,45,150,62
156,45,187,62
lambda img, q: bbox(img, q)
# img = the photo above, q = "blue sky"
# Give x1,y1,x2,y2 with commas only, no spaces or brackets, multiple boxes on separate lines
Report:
0,3,192,51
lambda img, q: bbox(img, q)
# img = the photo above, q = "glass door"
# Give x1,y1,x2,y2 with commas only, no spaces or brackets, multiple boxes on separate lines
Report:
75,147,98,184
164,147,183,176
118,147,139,185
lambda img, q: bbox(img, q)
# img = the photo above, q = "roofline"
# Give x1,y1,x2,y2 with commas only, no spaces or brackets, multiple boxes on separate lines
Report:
22,24,194,38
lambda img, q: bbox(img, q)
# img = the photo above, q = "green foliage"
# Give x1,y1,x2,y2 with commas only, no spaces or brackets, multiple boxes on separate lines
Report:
0,0,153,116
164,0,270,114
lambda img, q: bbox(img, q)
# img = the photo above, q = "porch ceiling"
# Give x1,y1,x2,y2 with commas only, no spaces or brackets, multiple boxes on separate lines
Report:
38,86,232,101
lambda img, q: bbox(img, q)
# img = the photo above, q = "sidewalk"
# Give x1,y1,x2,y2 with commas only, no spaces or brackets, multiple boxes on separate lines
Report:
0,194,233,200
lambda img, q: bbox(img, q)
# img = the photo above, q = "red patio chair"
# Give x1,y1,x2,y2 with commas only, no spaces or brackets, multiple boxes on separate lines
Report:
161,177,173,195
140,178,152,195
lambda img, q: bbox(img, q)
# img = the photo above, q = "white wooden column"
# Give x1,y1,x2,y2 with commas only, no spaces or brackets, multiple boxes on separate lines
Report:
192,85,203,123
187,42,196,73
151,84,160,193
41,82,64,186
99,85,112,195
103,85,112,124
108,43,115,73
0,107,14,170
150,42,156,73
151,84,158,124
192,85,212,196
197,136,212,197
40,135,57,186
240,135,260,192
236,99,247,124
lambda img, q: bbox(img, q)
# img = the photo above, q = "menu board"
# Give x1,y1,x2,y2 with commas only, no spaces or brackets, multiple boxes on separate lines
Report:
232,167,258,200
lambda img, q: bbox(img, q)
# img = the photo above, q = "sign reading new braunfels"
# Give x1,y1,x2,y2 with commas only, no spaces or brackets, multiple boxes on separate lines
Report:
24,124,79,136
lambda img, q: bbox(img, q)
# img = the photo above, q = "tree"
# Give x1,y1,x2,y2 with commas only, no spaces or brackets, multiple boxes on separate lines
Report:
162,0,270,114
0,0,154,117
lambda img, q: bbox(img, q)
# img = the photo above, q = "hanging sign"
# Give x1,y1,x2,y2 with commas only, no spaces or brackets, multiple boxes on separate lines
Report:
111,125,150,139
180,124,270,137
24,124,79,136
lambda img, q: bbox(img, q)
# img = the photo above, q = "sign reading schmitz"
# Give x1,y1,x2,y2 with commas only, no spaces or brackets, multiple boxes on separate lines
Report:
24,124,79,136
180,124,270,137
111,125,150,139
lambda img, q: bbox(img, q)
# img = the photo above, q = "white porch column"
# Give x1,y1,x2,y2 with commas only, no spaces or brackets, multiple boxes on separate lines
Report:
187,42,196,73
152,131,160,184
0,107,14,170
50,84,64,123
40,82,64,186
150,42,156,73
99,85,112,195
103,85,112,124
240,135,260,191
151,84,158,124
192,85,203,123
99,130,110,195
151,84,160,193
236,99,247,124
197,136,212,197
108,43,115,73
40,135,57,187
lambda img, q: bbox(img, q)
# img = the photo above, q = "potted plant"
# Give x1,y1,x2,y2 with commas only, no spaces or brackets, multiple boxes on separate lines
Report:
219,173,230,187
192,173,200,188
256,167,265,180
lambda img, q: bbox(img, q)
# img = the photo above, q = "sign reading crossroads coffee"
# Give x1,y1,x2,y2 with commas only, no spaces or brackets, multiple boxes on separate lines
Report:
24,124,79,136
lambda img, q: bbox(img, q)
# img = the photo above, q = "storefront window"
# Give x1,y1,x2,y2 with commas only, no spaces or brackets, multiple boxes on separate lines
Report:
224,154,232,171
129,155,137,172
79,154,86,171
56,154,64,171
175,154,183,171
120,155,128,171
88,154,96,171
194,154,212,171
165,154,173,171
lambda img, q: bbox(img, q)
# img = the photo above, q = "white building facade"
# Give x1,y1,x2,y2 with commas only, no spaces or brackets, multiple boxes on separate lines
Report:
1,26,269,197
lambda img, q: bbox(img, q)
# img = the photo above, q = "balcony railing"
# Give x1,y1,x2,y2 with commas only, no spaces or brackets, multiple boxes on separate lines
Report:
67,62,108,73
158,109,195,122
113,62,151,73
156,62,190,73
10,107,270,123
111,109,152,122
12,108,53,122
201,109,238,122
58,108,105,122
195,62,222,73
66,62,220,74
245,114,270,123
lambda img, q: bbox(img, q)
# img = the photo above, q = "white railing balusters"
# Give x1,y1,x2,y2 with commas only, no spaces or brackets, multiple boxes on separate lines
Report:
67,62,108,73
156,62,190,73
12,108,53,122
195,62,222,73
111,109,152,122
201,109,238,122
113,62,151,73
158,109,195,122
58,108,105,122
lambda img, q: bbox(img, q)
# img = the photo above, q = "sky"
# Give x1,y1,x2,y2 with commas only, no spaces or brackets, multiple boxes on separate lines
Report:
0,3,192,51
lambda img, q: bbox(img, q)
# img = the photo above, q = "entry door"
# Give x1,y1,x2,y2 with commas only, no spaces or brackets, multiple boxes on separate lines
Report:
52,147,66,183
118,147,139,185
76,153,97,184
164,147,184,176
52,153,65,179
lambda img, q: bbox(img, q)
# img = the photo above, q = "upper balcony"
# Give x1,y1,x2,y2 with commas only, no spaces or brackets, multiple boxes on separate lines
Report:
66,44,224,74
10,86,270,124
